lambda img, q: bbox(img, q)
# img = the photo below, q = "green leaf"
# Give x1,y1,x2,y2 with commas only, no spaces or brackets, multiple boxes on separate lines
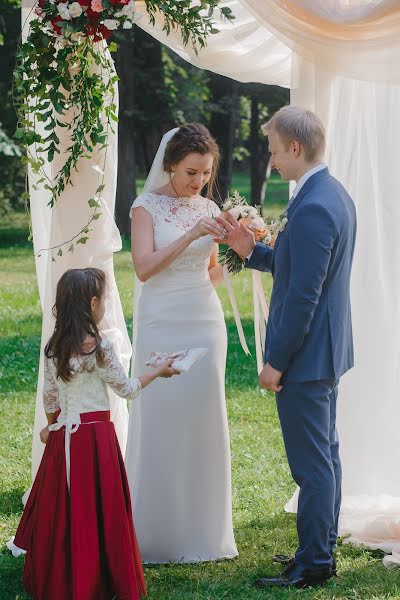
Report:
77,237,89,245
14,128,25,140
88,198,100,208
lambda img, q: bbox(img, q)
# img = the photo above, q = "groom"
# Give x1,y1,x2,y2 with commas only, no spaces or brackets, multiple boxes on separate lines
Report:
216,106,357,589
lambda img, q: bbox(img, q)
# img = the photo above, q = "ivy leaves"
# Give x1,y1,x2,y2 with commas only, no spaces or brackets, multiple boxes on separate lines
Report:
145,1,234,51
13,1,235,260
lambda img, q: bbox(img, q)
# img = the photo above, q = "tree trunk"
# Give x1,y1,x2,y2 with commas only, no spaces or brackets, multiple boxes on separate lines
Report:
249,97,270,207
208,73,239,204
114,31,136,236
134,28,166,171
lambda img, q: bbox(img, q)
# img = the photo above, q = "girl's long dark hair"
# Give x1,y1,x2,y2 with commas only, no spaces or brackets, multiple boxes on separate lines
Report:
44,268,106,382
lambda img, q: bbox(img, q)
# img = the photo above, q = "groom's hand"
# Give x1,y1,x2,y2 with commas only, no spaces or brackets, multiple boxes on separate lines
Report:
259,363,283,393
213,213,256,259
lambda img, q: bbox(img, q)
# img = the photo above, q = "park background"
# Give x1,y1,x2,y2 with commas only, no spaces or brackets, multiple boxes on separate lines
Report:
1,2,400,598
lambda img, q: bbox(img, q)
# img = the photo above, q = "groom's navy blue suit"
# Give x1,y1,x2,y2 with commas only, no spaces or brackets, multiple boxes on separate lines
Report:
246,167,356,569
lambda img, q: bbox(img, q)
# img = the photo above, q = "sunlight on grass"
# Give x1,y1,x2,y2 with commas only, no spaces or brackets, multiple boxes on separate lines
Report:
1,197,398,598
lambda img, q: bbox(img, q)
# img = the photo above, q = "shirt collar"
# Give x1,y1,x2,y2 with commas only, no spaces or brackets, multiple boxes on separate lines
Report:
292,163,326,199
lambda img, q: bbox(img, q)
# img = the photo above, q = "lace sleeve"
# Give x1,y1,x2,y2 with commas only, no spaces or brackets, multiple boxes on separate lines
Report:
129,193,152,219
97,339,142,400
43,356,59,413
208,199,221,218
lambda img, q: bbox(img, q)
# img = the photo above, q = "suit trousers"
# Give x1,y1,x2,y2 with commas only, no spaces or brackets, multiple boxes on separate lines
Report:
276,379,341,569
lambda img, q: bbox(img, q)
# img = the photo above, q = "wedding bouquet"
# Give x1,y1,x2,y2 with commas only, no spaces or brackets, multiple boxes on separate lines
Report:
218,191,288,274
146,349,208,373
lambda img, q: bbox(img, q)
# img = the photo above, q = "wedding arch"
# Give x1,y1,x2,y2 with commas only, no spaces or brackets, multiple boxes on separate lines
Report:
22,0,400,566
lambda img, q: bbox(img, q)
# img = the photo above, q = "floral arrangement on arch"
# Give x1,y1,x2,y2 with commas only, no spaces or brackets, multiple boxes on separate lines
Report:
14,0,234,258
35,0,137,41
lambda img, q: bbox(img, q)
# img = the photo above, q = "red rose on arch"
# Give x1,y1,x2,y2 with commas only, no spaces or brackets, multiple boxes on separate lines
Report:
51,16,63,35
86,8,101,20
98,23,112,39
85,22,99,37
109,0,129,5
85,22,111,41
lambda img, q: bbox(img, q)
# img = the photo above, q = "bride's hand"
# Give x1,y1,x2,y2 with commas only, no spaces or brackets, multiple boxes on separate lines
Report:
189,217,226,241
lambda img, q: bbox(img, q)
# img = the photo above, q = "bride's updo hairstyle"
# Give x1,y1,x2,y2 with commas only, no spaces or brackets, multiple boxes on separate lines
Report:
163,123,220,200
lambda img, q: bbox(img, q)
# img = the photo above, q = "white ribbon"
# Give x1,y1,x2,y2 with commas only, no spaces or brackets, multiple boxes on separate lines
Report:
48,416,105,491
222,265,270,372
223,264,250,356
252,270,269,374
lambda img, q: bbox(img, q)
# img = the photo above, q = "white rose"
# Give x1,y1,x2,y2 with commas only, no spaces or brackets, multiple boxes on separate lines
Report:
123,20,133,29
116,2,135,17
69,31,83,42
57,2,72,20
229,207,242,220
248,216,265,230
102,19,120,30
248,206,258,218
69,2,83,18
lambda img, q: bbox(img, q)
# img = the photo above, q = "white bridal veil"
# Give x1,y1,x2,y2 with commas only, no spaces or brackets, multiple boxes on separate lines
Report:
130,127,179,370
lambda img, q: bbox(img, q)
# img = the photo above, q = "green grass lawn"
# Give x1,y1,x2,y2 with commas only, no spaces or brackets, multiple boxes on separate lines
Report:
1,184,400,599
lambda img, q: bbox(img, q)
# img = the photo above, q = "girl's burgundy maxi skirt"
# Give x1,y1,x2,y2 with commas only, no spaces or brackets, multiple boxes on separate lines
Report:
13,411,146,600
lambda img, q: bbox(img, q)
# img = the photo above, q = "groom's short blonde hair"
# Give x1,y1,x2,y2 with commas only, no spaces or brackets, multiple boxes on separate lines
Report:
262,106,325,162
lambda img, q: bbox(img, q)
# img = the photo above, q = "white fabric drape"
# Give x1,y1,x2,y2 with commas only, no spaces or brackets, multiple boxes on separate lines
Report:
135,0,400,566
22,2,130,486
135,1,292,87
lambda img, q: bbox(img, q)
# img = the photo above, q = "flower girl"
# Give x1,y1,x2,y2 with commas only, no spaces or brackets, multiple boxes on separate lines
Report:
8,268,178,600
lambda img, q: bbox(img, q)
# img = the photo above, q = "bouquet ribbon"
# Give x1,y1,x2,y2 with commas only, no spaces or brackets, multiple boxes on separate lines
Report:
223,265,250,356
223,265,270,372
252,270,269,374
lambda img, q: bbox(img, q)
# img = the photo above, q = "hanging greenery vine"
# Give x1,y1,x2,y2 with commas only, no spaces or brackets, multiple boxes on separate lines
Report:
13,0,234,256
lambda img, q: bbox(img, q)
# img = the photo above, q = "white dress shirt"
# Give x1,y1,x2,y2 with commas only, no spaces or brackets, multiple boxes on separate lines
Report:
246,163,326,261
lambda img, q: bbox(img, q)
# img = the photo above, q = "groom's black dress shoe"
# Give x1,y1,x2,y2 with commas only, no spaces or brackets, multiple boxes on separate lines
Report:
272,553,337,575
255,562,333,589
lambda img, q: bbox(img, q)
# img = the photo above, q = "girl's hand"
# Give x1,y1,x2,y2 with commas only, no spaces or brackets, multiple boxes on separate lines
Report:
40,426,50,445
189,217,225,241
156,359,180,378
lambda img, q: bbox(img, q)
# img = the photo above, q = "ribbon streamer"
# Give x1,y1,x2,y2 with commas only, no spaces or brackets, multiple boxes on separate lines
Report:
252,270,269,374
222,264,250,356
222,265,270,372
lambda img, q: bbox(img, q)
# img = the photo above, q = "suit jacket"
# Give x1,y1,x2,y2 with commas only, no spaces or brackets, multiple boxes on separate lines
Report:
246,167,357,382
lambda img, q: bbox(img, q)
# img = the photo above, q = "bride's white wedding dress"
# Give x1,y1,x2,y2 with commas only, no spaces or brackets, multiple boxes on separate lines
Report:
125,191,238,563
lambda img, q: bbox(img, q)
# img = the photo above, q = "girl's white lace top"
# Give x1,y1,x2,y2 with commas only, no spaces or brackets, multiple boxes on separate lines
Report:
43,337,141,418
42,337,141,491
131,193,221,272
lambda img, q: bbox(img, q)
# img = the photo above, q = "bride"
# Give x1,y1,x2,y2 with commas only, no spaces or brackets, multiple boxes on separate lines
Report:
125,123,238,563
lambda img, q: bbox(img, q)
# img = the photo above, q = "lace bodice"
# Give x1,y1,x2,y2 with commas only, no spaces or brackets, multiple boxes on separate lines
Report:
131,193,221,272
43,338,141,420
